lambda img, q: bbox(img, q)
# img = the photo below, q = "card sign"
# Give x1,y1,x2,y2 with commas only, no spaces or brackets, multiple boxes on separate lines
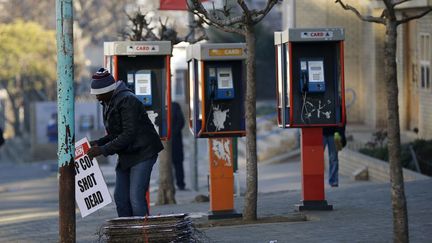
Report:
74,137,112,218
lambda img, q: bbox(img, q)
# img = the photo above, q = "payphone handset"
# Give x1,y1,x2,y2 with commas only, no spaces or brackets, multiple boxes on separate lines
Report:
135,70,152,106
208,67,235,100
299,59,325,93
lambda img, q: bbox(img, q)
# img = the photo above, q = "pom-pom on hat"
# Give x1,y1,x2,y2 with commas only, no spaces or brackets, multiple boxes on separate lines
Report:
90,68,117,95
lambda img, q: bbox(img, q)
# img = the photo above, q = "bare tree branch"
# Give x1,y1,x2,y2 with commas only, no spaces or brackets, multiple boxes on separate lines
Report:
252,0,279,24
217,0,233,17
392,0,410,7
189,0,245,26
335,0,386,24
125,8,207,44
188,0,246,35
184,18,208,43
397,7,432,25
238,0,251,18
380,9,388,18
383,0,393,10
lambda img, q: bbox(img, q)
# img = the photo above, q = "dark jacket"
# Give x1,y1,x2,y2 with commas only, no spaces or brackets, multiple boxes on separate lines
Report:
171,102,185,163
93,82,163,170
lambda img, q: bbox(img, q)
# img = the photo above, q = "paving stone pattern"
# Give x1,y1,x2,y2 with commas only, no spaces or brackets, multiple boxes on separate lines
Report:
0,160,431,242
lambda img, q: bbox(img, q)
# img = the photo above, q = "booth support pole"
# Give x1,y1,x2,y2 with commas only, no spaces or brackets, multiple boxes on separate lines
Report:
208,138,242,219
297,127,333,211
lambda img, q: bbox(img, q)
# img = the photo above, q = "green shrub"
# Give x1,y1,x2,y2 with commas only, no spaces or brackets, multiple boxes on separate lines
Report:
359,138,432,176
359,147,388,161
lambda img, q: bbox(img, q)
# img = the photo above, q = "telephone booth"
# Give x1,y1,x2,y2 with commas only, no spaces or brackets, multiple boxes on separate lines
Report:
274,28,346,210
186,43,247,219
104,41,172,140
186,43,246,138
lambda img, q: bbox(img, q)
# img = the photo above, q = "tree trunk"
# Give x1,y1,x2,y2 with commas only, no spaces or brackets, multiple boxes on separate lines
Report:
6,90,21,137
384,21,409,243
243,25,258,221
156,140,176,205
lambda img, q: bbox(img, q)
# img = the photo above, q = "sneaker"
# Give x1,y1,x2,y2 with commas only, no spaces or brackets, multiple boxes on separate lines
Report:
330,184,339,187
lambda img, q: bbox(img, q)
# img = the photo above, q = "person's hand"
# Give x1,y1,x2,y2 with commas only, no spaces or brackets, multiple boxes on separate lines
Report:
89,140,97,146
87,146,102,160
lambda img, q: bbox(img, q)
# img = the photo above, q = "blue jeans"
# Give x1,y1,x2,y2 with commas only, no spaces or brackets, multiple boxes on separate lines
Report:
114,156,157,217
323,135,339,186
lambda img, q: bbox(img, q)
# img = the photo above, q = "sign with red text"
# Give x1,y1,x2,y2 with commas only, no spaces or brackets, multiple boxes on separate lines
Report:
126,44,160,54
301,31,334,39
74,137,112,218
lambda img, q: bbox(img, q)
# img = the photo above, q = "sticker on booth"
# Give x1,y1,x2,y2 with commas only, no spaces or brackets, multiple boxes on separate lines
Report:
127,44,160,54
74,137,112,218
301,31,333,39
209,48,243,57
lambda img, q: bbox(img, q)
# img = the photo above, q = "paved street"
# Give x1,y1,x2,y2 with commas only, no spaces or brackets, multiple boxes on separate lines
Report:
0,152,431,242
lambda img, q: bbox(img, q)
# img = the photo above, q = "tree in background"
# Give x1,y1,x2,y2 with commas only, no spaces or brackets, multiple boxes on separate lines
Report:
335,1,432,242
0,21,57,136
124,8,207,205
189,0,279,220
0,0,135,136
0,0,88,75
74,0,136,44
0,0,135,89
0,0,56,28
124,9,207,44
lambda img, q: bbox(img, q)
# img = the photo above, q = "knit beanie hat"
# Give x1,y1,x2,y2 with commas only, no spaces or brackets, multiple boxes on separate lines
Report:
90,68,117,95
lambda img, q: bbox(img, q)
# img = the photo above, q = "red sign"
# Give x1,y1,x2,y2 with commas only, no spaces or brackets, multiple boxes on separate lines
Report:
75,142,90,159
159,0,207,11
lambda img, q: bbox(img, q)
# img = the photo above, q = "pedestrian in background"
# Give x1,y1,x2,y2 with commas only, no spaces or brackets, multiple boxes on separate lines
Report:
323,125,346,187
171,101,186,190
46,113,58,143
323,127,339,187
87,68,163,217
0,126,4,147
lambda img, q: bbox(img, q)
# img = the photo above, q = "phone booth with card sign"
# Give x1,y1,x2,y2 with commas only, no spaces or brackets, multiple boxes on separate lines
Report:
104,41,172,140
186,43,246,219
274,28,346,210
186,43,246,138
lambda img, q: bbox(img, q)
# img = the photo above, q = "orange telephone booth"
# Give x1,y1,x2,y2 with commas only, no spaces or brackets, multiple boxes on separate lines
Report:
186,43,246,219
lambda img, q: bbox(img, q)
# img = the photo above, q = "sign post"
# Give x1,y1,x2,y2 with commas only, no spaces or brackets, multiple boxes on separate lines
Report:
74,138,112,217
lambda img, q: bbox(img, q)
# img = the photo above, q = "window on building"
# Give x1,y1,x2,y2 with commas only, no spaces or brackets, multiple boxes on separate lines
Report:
419,33,431,90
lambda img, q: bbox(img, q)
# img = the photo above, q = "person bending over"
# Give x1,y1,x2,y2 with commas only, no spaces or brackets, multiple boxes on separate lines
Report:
87,68,163,217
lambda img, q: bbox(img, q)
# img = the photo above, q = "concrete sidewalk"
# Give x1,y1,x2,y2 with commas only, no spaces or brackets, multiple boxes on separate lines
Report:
0,157,431,243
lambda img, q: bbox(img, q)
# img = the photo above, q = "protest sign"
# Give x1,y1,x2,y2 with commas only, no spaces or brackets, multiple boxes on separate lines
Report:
74,137,112,217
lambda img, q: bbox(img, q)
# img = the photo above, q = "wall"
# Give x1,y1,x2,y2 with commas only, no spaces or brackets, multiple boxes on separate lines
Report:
335,149,430,182
417,14,432,139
